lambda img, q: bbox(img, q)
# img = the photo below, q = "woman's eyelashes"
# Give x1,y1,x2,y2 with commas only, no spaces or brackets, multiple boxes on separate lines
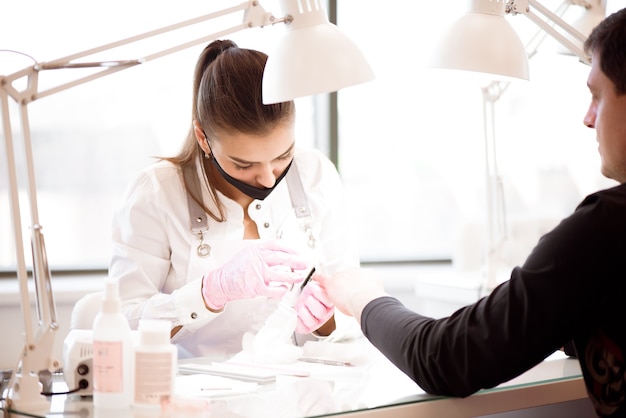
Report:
232,153,293,171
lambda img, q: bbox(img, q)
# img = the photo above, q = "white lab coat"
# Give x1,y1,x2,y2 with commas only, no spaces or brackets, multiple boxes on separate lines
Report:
108,147,360,359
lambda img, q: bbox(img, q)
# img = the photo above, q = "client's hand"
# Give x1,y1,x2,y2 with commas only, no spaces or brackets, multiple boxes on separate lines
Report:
294,278,334,334
316,268,388,322
201,240,308,311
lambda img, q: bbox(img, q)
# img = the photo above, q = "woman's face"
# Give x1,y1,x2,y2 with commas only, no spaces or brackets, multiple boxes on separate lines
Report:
196,120,296,190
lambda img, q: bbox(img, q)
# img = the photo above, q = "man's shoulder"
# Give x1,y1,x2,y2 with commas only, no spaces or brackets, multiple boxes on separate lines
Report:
577,182,626,212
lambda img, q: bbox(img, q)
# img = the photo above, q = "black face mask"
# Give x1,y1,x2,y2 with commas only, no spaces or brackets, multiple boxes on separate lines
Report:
210,154,292,201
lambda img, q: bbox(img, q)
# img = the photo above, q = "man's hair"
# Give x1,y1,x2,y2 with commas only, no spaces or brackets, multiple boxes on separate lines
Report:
584,8,626,95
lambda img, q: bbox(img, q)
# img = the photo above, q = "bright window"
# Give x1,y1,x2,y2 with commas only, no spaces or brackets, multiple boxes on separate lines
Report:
0,0,316,271
337,0,619,268
2,0,624,274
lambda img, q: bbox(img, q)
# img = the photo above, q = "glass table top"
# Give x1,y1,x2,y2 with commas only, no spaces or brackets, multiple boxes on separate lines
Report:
1,339,583,418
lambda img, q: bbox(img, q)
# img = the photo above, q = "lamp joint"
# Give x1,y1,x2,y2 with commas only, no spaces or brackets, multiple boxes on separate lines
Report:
506,0,530,15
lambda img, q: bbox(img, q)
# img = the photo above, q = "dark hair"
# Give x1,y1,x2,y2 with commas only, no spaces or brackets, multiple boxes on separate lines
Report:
195,40,295,138
584,7,626,95
163,40,295,222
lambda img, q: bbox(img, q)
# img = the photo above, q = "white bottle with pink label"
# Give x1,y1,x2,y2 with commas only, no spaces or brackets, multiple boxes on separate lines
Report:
92,278,132,409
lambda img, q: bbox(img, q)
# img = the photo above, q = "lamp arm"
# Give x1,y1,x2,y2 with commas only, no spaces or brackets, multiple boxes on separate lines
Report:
42,2,250,68
0,0,283,411
509,0,590,63
523,0,571,60
480,0,586,290
4,1,281,105
0,92,35,348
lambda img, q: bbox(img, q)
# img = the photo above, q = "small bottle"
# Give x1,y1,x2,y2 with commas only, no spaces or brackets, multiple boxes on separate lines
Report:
132,319,177,410
92,278,133,409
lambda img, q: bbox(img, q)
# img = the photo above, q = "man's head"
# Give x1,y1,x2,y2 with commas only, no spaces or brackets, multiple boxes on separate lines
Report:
583,8,626,183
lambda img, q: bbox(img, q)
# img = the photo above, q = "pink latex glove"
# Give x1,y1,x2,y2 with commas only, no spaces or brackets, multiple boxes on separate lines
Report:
294,279,335,334
202,240,308,311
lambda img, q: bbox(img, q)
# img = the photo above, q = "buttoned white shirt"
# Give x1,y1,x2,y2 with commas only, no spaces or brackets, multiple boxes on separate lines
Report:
109,147,360,358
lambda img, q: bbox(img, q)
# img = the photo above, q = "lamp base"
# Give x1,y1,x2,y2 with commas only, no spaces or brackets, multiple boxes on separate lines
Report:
6,373,51,415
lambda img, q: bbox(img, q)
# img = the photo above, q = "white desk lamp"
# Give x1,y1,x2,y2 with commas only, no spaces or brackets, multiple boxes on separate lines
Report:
0,0,374,413
430,0,604,291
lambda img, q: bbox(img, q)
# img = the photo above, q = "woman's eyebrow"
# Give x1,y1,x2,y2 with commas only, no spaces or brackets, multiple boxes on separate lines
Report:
228,142,295,164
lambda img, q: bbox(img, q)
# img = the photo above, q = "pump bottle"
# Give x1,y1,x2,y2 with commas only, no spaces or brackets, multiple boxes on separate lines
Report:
92,278,133,409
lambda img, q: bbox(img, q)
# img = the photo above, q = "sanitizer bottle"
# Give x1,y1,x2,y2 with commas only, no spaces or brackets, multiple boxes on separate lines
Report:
132,319,176,410
92,278,132,409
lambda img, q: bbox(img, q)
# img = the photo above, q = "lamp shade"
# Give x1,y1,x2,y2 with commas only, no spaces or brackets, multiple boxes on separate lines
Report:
429,0,529,82
262,0,375,104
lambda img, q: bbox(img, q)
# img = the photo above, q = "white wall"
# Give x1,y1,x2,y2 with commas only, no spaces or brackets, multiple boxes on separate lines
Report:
0,275,103,370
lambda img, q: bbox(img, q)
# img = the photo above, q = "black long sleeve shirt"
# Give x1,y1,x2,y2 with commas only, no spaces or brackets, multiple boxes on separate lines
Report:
361,183,626,417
